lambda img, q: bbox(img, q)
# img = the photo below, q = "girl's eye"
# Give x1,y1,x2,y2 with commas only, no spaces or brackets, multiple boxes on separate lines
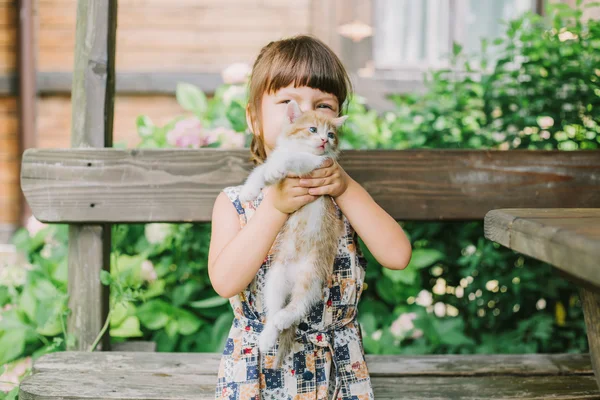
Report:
327,132,335,139
279,100,291,104
318,104,333,110
309,127,317,133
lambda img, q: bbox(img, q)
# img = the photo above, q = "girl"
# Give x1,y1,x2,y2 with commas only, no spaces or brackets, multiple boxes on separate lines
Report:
209,35,412,400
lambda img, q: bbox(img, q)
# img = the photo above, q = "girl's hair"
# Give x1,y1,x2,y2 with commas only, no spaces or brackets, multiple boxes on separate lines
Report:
247,35,352,165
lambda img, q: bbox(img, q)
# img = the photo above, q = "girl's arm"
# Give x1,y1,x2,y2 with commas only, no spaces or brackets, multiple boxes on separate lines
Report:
334,177,412,271
208,191,288,298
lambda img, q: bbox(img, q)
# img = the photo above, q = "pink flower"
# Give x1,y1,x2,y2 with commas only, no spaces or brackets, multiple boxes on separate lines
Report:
140,260,157,283
26,216,47,237
221,63,251,84
166,117,204,148
390,312,417,338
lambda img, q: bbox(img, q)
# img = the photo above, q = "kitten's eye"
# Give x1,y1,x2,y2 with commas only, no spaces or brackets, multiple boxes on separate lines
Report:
309,127,317,133
327,132,335,139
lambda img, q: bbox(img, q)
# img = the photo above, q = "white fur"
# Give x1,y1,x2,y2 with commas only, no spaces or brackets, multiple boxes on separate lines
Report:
238,100,347,354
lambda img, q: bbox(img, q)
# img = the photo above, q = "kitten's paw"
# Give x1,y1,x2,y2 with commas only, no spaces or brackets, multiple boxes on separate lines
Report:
259,324,279,353
239,185,261,203
273,309,296,331
264,168,287,185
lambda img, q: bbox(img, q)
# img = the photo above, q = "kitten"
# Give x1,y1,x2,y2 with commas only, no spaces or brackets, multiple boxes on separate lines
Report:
239,100,347,367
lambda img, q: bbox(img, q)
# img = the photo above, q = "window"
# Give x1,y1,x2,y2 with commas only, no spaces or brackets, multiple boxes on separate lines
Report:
371,0,538,80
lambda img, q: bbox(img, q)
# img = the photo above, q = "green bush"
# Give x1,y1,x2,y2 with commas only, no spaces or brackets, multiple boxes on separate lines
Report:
2,2,598,395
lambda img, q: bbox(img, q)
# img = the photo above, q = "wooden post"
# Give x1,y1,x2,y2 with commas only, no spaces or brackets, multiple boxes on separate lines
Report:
67,0,117,351
579,288,600,390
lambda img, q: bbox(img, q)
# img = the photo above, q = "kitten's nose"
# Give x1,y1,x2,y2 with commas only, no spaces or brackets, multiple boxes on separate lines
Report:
321,138,328,143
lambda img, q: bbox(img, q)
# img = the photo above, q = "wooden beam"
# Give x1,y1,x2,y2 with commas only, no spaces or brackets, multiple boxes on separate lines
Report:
37,71,224,95
20,149,600,222
67,0,117,352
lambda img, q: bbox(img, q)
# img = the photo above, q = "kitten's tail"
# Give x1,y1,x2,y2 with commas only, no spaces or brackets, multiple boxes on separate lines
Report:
275,324,297,368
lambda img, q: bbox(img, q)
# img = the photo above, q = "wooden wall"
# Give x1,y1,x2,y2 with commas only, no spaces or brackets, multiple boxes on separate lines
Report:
0,0,18,238
36,0,315,149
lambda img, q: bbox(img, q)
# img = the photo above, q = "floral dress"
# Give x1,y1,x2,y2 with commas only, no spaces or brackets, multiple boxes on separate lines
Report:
215,185,374,400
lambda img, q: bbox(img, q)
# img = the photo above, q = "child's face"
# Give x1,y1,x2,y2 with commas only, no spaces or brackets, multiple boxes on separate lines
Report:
248,84,340,156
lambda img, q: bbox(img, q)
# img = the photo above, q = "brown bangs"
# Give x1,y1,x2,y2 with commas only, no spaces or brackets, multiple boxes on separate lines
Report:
264,38,351,107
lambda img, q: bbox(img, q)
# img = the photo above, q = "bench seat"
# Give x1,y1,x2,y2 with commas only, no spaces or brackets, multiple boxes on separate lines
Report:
19,351,599,399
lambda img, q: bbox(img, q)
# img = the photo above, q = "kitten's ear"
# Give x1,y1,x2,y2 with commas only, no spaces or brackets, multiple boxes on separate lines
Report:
332,115,348,128
286,100,302,124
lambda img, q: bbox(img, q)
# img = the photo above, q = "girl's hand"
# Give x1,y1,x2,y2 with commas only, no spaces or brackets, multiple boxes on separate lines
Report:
263,176,318,214
298,158,350,198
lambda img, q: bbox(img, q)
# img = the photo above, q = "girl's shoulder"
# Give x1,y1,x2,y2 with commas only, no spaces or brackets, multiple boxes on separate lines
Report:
222,185,243,202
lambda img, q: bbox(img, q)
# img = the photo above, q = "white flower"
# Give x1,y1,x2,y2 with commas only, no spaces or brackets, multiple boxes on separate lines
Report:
40,244,52,259
415,290,433,307
221,63,251,85
537,116,554,129
446,304,459,317
26,215,47,237
558,31,578,42
536,298,546,310
432,278,446,295
209,127,246,149
144,223,171,245
371,329,382,341
0,264,29,287
433,302,446,317
485,280,499,292
390,312,417,337
540,130,551,140
0,356,32,392
140,260,157,282
222,85,247,106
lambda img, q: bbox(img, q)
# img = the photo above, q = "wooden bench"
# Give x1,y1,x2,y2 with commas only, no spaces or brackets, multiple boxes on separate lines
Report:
485,209,600,390
18,352,599,400
17,1,600,399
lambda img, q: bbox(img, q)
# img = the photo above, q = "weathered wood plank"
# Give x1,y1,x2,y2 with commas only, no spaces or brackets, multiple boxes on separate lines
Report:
67,0,117,351
580,288,600,390
19,372,600,400
31,351,593,377
483,209,600,290
20,149,600,222
110,341,157,352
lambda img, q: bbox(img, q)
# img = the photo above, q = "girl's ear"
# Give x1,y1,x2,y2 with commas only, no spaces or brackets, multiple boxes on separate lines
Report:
286,100,302,124
332,115,348,128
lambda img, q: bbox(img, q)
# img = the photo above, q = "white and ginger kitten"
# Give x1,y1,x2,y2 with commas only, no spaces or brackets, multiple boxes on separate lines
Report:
239,100,347,367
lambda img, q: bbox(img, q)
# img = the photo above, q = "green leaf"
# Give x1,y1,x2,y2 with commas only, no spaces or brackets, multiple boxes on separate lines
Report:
190,296,229,309
100,270,112,286
452,42,463,56
226,102,248,132
407,249,445,270
137,300,171,330
136,115,155,137
19,287,37,322
0,329,26,364
176,310,203,335
165,319,179,338
212,313,234,352
110,316,143,338
383,267,416,285
110,301,136,327
176,83,208,115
